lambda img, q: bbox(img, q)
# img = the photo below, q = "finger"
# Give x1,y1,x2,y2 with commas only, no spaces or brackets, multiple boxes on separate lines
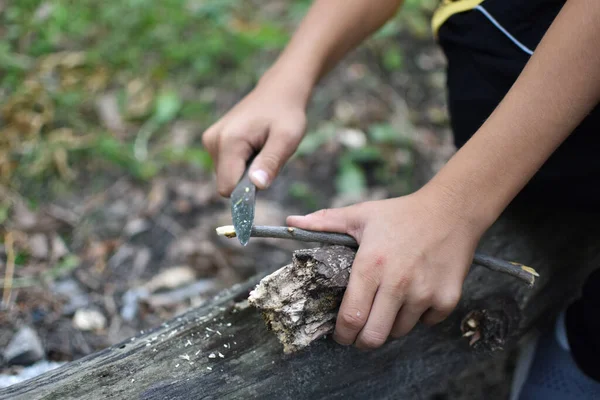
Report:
420,308,448,327
216,133,256,197
249,126,302,189
390,303,429,338
287,206,363,238
355,285,403,349
333,248,381,346
201,122,223,166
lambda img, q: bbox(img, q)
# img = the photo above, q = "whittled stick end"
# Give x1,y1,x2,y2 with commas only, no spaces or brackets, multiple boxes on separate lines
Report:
216,225,237,238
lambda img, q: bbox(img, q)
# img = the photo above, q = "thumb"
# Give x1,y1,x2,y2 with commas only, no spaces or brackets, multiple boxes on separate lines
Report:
249,127,302,189
287,206,362,237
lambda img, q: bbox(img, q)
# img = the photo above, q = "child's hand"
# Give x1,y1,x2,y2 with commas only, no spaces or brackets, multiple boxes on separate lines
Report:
202,76,308,197
287,186,485,349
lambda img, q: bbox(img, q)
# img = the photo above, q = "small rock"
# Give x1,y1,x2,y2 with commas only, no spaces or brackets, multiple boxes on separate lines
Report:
51,235,69,259
334,100,358,125
73,309,107,331
131,248,152,277
144,266,196,293
123,218,150,237
395,148,413,168
0,360,65,388
33,3,55,22
337,128,367,149
107,244,136,269
28,234,49,259
4,326,45,366
11,202,38,231
95,93,125,134
52,279,90,315
121,287,150,321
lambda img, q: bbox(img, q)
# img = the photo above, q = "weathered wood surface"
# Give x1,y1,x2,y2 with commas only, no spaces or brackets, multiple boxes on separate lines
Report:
2,205,600,400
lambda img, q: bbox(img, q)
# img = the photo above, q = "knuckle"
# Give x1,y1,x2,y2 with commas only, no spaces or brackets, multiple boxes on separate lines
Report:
220,129,242,143
358,330,387,349
314,208,333,219
373,254,386,269
338,309,367,331
201,132,211,147
202,128,218,148
274,126,301,140
259,152,283,172
390,273,412,292
362,252,387,276
434,288,462,312
355,267,380,289
413,288,434,306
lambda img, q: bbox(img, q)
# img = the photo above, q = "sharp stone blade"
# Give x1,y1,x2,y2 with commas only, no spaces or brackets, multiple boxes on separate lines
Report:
230,175,256,246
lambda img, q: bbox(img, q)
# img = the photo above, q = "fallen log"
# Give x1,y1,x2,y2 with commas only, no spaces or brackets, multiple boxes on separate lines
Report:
2,204,599,400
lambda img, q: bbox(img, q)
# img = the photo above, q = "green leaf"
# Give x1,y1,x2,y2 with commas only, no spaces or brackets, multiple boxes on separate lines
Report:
373,19,401,39
382,47,403,71
160,146,213,171
153,90,182,124
288,182,318,210
295,124,336,156
15,251,29,266
56,254,80,271
336,160,367,196
368,123,399,144
346,146,384,163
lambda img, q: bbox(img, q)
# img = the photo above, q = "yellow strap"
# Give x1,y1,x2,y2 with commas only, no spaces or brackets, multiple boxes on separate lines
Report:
431,0,486,38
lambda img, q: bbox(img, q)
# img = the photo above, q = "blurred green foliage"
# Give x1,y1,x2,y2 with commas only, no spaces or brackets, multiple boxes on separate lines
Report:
0,0,291,190
1,0,288,90
1,0,435,199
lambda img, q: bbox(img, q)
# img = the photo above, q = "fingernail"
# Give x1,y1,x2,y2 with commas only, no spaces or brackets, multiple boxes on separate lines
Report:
251,170,269,188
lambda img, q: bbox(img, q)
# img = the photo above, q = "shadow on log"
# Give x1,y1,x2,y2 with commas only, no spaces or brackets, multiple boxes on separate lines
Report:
2,204,600,400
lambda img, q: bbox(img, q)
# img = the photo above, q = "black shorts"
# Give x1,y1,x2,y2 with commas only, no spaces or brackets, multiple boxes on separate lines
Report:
435,0,600,209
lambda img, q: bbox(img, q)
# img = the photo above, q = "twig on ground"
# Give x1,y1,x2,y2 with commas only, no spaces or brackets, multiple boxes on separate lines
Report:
216,225,539,285
2,232,15,308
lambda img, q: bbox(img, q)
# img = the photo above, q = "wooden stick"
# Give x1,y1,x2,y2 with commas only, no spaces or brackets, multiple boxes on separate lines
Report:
216,225,539,285
2,232,15,308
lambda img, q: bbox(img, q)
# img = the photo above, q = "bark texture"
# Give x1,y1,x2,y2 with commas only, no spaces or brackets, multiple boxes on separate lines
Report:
248,246,355,353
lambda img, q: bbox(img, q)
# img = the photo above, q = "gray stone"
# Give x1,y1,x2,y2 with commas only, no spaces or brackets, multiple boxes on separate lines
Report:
53,279,89,315
3,326,44,366
0,360,65,388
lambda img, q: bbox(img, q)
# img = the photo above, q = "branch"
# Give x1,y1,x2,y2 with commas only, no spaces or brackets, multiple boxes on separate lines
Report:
216,225,539,285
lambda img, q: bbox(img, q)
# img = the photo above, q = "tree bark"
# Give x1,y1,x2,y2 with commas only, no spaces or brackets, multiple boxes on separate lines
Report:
2,205,599,400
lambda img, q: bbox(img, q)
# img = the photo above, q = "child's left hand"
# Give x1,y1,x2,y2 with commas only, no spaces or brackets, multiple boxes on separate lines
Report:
287,186,487,349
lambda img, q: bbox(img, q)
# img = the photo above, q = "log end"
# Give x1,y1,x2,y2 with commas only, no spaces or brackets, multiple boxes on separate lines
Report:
248,245,356,353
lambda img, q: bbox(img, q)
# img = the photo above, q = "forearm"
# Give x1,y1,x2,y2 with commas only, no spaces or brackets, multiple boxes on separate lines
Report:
260,0,404,104
429,0,600,230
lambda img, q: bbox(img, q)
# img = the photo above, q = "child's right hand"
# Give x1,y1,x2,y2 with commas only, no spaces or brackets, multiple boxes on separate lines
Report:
202,76,308,197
